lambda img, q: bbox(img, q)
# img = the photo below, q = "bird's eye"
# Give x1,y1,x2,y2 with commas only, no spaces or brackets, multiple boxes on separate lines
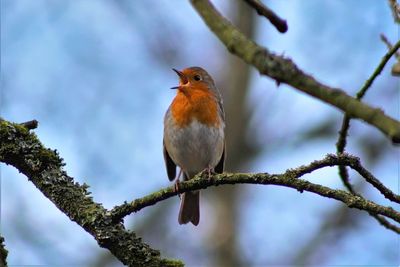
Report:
193,74,202,81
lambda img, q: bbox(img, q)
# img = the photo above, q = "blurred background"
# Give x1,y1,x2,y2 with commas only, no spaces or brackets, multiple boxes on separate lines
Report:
1,0,399,266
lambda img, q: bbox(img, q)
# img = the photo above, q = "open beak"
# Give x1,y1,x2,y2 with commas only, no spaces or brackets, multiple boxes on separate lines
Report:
171,68,188,89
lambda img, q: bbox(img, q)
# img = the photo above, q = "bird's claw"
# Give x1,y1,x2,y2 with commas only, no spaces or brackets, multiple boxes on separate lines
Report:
174,179,181,199
173,169,183,199
203,167,215,181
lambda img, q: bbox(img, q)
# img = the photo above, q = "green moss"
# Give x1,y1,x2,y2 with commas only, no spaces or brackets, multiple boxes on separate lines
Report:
1,119,175,266
160,259,185,267
0,235,8,267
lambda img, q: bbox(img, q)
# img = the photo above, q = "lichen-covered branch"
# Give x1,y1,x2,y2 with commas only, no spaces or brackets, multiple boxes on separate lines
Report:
2,118,399,265
19,120,39,130
336,155,400,203
190,0,400,143
0,235,8,267
0,119,182,267
110,154,400,232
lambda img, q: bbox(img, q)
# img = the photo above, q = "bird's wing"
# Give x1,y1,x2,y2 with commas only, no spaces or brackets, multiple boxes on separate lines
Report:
215,88,225,174
214,143,225,174
163,139,177,181
216,93,225,122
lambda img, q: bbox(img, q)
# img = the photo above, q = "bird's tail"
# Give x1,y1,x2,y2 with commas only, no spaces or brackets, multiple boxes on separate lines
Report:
178,191,200,226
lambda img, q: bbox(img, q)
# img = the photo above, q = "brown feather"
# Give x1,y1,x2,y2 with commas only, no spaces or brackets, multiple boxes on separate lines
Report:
178,191,200,226
163,140,176,181
214,144,225,174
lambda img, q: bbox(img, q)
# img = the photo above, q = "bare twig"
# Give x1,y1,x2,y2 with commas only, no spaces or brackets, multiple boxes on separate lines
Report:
333,33,400,232
336,117,353,194
336,39,400,191
380,34,400,76
347,157,400,203
357,39,400,99
242,0,287,33
380,34,400,59
287,153,400,209
335,115,354,193
373,214,400,233
189,0,400,143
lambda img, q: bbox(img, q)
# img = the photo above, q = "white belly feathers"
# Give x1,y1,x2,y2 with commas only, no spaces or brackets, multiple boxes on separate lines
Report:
164,119,225,177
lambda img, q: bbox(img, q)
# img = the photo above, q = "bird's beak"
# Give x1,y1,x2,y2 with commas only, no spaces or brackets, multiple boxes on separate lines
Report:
171,68,188,89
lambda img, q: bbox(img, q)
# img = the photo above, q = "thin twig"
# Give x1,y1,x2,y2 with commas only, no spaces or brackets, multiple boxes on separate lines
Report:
357,39,400,99
380,34,400,59
380,34,400,76
372,214,400,233
336,116,355,193
242,0,287,33
336,39,400,191
285,153,400,204
349,158,400,203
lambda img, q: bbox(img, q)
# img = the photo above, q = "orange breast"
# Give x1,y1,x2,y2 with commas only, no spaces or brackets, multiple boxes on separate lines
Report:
171,89,220,127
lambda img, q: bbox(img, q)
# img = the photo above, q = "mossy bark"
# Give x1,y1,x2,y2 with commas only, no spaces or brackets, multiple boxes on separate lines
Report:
0,236,8,267
110,154,400,231
1,117,398,264
0,119,183,267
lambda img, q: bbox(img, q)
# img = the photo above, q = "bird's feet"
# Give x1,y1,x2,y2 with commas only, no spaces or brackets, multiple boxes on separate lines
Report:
174,169,183,199
203,167,215,181
174,179,181,199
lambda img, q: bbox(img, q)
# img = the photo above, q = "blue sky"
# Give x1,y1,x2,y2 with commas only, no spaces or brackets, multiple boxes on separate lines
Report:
1,0,399,266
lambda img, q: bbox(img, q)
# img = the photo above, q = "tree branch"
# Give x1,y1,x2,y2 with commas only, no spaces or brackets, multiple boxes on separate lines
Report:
380,34,400,76
190,0,400,143
19,119,39,130
336,38,400,192
340,156,400,203
1,113,399,266
242,0,287,33
336,114,353,192
357,40,400,99
110,154,400,230
372,214,400,233
0,119,182,267
0,235,8,267
380,34,400,61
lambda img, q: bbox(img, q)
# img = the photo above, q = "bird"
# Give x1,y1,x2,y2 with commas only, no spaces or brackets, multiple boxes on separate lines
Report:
163,66,225,226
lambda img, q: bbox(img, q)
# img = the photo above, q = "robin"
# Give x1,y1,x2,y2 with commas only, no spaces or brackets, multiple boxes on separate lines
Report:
163,66,225,226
